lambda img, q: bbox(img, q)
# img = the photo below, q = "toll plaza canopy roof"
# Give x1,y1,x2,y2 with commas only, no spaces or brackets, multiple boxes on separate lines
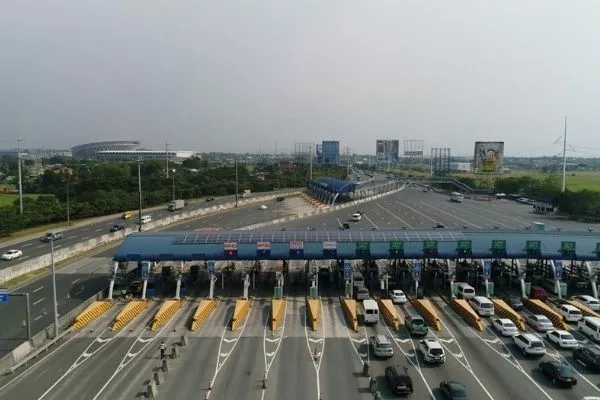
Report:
113,229,600,262
312,177,356,194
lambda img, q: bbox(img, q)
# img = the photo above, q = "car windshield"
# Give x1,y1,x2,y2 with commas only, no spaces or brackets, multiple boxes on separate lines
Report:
531,342,544,348
481,303,493,309
412,319,425,326
560,334,574,340
505,322,516,328
538,316,550,323
430,348,443,355
378,343,392,348
556,365,574,377
451,388,468,397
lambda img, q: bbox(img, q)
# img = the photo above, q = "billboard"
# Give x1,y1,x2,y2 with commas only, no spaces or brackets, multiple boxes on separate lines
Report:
474,141,504,173
376,140,399,163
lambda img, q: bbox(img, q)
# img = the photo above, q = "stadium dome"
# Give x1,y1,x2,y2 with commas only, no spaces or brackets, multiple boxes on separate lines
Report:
71,141,140,158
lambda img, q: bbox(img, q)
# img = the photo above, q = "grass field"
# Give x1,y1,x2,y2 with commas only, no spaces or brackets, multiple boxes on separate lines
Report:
0,193,43,207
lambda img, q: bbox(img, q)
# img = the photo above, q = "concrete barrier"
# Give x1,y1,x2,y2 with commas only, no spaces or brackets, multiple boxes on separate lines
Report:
151,300,182,331
306,299,320,331
112,300,147,331
0,191,303,285
526,299,569,330
565,300,600,319
271,299,286,331
450,299,484,331
413,299,442,331
231,299,251,331
378,299,401,331
341,298,358,331
491,299,526,330
72,300,113,331
191,299,219,331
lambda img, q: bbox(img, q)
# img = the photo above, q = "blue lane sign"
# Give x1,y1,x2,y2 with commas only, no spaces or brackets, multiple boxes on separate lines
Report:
0,289,7,303
140,261,150,278
554,260,563,280
483,259,492,279
413,261,421,281
207,261,215,274
343,260,352,281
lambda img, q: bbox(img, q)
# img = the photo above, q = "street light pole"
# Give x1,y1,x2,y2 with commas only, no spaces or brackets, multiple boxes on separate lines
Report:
137,159,143,232
66,181,70,227
50,238,59,339
172,168,176,201
235,161,239,208
17,137,24,215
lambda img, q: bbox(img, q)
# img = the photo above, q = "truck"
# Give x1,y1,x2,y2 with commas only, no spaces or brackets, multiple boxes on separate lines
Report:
168,199,185,212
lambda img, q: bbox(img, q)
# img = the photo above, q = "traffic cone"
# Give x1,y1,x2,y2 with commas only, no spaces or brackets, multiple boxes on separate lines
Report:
208,380,212,390
262,371,267,389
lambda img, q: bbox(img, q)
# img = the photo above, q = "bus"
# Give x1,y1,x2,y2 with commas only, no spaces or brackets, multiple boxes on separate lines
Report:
450,192,464,202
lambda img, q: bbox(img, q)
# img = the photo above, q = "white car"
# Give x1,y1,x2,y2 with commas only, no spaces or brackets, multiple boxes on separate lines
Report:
527,314,554,332
492,318,518,336
259,204,267,210
390,290,407,304
1,249,23,260
571,295,600,311
546,329,579,349
418,339,446,364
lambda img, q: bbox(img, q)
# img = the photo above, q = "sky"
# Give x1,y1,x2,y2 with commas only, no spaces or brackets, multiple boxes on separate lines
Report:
1,0,600,157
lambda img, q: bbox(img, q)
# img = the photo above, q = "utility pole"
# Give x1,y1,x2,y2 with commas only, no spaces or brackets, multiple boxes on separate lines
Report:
165,140,170,179
66,180,70,226
50,238,59,338
17,137,23,215
309,144,313,182
172,168,176,201
346,146,350,175
235,160,239,208
137,159,143,232
561,116,567,193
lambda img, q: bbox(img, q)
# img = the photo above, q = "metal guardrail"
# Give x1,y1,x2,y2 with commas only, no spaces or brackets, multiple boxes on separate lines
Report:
7,329,71,375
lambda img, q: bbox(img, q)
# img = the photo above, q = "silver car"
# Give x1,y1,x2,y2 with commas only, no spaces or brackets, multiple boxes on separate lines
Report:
526,314,554,332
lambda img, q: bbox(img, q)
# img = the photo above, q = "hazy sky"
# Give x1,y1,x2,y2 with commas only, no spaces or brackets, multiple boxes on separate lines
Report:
2,1,600,157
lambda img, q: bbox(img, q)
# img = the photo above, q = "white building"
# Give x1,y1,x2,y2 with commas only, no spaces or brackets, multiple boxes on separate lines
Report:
450,162,472,172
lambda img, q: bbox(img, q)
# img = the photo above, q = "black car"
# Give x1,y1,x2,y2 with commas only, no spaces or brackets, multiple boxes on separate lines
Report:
110,224,125,232
573,346,600,371
385,366,413,395
538,361,577,387
434,222,445,228
439,381,468,399
205,197,215,202
504,295,524,311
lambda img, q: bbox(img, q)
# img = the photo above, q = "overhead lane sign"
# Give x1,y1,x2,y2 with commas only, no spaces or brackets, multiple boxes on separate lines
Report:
289,240,304,258
224,242,238,258
257,242,271,258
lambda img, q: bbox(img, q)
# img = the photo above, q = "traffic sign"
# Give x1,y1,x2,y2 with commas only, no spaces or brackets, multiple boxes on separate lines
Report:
343,260,352,281
207,261,215,274
482,259,492,279
554,260,563,280
224,242,238,250
0,288,7,303
140,261,150,278
290,240,304,249
412,261,421,281
323,241,337,250
257,242,271,250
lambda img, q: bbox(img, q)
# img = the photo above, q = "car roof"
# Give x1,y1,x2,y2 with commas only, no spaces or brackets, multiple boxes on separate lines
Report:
386,365,410,377
521,333,542,341
496,318,514,324
392,289,404,293
532,314,550,320
560,304,580,311
576,295,599,301
421,339,442,347
446,381,466,390
550,329,571,335
581,345,600,355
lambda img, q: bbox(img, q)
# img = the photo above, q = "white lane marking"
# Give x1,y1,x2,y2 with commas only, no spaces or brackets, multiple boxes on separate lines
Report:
71,279,80,285
34,315,43,321
19,256,30,261
394,200,438,224
444,202,513,228
304,299,325,400
90,305,182,400
417,202,482,228
81,237,90,241
376,204,414,228
33,286,44,294
54,245,61,249
470,324,554,399
362,213,379,229
0,333,81,394
21,243,32,248
382,315,435,398
204,300,252,399
37,245,45,249
260,299,287,400
32,298,45,306
95,228,102,232
37,323,133,400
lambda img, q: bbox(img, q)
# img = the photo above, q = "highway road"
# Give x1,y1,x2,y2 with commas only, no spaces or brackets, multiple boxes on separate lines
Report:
0,190,299,268
0,195,317,357
3,185,600,399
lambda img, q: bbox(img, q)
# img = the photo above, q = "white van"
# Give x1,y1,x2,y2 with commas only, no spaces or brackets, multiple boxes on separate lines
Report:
557,304,583,322
468,296,495,317
456,283,476,299
352,213,362,222
363,299,379,325
141,215,152,224
578,316,600,342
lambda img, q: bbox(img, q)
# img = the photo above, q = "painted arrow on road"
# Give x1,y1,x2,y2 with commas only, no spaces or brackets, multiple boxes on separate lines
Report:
352,338,366,344
437,338,455,344
394,338,411,344
266,351,276,357
219,352,229,357
309,338,323,343
223,338,237,343
483,338,500,344
265,337,280,343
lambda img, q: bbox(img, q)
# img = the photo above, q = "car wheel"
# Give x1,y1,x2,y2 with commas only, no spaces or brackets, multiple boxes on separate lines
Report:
552,377,557,385
522,348,527,356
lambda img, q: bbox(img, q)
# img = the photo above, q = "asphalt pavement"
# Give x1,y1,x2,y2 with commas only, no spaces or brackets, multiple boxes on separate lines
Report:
3,185,600,399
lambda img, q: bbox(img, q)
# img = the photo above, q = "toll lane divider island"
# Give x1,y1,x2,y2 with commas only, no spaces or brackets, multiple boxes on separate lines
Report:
71,300,114,331
0,191,303,286
306,299,320,331
450,299,484,331
341,298,358,331
378,299,401,331
271,299,285,331
152,300,183,331
231,298,252,331
112,300,148,331
526,299,569,330
491,298,526,330
411,298,442,331
191,299,219,331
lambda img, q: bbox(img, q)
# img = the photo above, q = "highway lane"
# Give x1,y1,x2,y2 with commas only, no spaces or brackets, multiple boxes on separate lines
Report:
0,196,316,357
0,190,299,268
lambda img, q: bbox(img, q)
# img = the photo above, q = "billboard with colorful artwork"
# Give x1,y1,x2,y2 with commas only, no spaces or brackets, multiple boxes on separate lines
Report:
473,141,504,173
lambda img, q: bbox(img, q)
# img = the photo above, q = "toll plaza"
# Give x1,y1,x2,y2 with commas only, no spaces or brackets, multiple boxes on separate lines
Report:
105,229,600,306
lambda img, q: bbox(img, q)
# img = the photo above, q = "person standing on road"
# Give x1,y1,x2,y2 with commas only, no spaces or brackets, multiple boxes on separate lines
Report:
159,341,167,359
